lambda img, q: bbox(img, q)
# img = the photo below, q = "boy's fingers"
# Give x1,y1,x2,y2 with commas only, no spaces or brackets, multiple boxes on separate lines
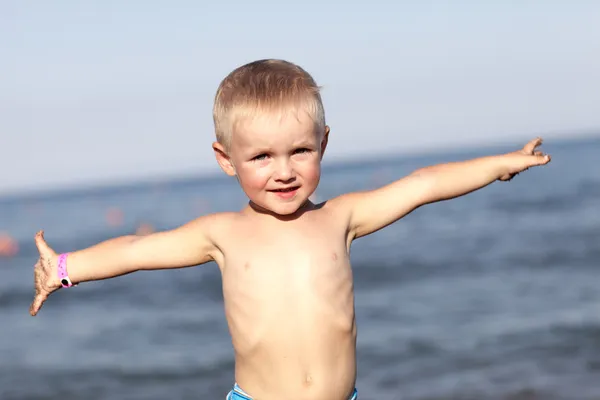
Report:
531,153,551,166
523,137,543,154
34,231,51,254
29,293,47,316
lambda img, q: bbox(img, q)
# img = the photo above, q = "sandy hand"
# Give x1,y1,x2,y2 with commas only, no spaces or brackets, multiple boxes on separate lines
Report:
30,231,62,316
499,137,551,181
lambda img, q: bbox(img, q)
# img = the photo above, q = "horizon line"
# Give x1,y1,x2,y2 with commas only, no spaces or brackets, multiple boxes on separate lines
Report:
1,131,598,202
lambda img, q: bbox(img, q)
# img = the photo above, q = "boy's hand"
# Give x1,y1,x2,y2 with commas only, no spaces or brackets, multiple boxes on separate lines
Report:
30,231,61,316
499,137,551,181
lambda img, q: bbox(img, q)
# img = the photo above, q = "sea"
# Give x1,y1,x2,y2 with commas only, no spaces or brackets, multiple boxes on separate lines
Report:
1,136,599,400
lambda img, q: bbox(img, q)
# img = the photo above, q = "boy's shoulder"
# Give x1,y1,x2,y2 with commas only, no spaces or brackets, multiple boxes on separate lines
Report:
306,193,359,224
195,210,245,229
195,209,268,236
322,192,362,213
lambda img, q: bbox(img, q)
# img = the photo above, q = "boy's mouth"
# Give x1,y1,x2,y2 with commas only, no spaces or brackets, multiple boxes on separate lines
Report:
270,186,299,193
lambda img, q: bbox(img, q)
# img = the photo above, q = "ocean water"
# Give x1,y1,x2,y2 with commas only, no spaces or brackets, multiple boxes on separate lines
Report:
1,137,599,400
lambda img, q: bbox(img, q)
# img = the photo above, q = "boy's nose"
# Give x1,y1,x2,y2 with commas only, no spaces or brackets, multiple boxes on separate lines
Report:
274,159,295,181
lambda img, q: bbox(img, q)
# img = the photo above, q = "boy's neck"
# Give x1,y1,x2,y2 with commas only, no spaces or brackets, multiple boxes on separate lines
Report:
245,200,318,221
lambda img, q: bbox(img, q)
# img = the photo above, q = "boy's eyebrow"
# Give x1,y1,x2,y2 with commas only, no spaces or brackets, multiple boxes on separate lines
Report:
248,147,271,155
294,142,319,150
244,137,317,156
292,137,319,147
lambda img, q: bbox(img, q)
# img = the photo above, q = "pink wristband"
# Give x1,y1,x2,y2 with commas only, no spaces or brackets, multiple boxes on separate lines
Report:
57,253,76,288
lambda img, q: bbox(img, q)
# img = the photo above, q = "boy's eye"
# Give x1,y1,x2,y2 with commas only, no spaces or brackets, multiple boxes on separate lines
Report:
252,154,269,161
294,148,310,154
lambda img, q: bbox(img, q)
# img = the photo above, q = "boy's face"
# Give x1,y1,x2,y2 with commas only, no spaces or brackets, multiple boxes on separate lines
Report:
214,110,328,216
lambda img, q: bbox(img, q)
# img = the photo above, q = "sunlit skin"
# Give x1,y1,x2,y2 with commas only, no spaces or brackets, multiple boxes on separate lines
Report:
29,106,550,399
213,111,328,218
208,112,359,397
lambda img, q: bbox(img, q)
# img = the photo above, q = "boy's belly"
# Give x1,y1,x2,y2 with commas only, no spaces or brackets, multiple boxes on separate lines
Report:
231,316,357,400
222,264,357,399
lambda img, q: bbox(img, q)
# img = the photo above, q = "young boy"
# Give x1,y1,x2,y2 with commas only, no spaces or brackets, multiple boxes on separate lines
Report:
29,59,551,400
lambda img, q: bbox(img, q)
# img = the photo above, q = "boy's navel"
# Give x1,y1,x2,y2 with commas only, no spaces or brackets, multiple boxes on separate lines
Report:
331,252,338,261
303,373,313,387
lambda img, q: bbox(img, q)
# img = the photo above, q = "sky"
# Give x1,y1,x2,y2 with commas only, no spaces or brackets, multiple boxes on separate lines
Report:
2,1,600,195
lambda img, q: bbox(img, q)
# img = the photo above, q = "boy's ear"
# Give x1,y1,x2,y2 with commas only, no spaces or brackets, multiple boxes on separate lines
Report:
212,142,236,176
320,125,330,160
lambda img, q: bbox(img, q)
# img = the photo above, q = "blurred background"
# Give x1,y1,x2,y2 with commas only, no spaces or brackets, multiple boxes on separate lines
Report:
1,1,600,399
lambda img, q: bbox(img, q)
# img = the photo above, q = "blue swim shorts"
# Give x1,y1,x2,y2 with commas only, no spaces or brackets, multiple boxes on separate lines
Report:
226,383,358,399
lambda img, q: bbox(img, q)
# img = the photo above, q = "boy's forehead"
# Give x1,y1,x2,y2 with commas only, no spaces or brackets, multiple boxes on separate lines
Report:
232,110,318,146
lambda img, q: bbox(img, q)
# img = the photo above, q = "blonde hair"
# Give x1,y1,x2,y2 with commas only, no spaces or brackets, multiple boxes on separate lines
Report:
213,59,326,151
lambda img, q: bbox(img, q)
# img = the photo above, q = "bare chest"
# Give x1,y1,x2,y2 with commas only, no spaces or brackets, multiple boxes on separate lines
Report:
219,218,352,296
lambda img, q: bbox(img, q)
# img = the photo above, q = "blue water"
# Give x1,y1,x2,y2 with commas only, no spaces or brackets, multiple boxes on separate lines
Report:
1,137,600,399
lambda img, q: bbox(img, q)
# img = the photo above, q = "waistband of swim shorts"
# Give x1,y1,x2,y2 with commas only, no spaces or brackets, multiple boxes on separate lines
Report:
227,383,358,399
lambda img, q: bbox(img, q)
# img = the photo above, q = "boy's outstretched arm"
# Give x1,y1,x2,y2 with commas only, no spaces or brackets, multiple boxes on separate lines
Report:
346,138,551,239
29,214,220,316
